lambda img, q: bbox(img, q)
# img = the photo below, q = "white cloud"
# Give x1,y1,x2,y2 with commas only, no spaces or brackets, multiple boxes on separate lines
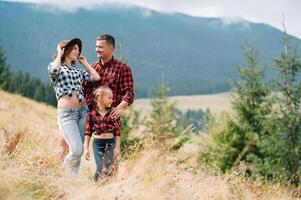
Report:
140,9,153,18
5,0,301,38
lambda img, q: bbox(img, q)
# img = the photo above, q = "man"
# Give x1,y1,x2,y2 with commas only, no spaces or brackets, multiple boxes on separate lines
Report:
82,34,134,163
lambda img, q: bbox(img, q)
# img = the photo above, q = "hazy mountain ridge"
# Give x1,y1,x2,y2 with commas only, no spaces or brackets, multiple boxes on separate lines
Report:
1,1,301,97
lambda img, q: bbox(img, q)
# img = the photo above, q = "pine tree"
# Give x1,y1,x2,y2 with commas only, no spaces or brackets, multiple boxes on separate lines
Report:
0,41,57,106
259,30,301,183
0,44,10,90
231,41,272,160
146,75,177,142
210,41,272,171
44,84,56,106
116,31,128,63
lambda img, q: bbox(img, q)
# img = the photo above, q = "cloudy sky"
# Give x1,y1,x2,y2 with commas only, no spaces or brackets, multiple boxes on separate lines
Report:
6,0,301,39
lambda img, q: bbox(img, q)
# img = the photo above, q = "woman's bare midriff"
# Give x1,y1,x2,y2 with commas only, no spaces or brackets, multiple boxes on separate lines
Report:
94,133,114,139
57,91,87,108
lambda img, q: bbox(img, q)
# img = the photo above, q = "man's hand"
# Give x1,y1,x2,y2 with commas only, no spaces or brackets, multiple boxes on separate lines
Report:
110,107,125,120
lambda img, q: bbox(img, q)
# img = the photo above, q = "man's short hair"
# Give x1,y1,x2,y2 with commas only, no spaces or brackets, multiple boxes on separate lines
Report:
97,34,115,49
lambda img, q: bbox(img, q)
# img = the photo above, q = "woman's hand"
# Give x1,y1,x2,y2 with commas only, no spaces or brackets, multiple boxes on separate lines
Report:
78,56,101,81
57,43,64,57
84,148,90,160
78,55,89,66
53,43,65,68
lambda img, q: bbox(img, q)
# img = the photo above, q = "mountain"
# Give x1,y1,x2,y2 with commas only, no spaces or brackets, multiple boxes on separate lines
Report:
1,1,301,97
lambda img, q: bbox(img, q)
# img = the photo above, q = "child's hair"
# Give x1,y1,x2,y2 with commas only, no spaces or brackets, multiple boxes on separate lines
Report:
93,86,113,104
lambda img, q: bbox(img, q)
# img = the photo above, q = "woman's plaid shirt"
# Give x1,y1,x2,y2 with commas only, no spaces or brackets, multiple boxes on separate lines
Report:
48,62,93,102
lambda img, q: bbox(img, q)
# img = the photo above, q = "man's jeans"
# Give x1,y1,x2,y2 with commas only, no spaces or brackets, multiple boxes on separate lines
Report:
57,105,89,174
93,138,115,181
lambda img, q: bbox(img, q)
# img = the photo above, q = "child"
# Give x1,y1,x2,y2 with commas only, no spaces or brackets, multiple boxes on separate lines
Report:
84,86,121,182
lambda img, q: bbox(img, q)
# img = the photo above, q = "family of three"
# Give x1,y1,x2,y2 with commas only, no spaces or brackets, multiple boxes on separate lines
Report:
47,34,134,181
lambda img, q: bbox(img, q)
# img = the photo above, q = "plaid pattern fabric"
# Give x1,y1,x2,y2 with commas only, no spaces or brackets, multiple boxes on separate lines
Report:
85,108,120,137
82,57,134,109
48,62,93,102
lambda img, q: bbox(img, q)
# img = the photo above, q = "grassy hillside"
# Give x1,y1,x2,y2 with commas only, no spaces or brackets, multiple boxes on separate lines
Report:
0,90,300,199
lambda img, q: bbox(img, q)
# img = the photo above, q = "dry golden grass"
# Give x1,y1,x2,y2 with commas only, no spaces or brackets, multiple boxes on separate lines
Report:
1,128,24,156
0,90,299,200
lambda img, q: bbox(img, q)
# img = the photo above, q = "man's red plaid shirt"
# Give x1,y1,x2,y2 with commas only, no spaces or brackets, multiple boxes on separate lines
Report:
82,57,134,135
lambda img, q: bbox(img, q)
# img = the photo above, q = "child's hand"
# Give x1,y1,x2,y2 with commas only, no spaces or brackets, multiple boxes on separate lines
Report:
84,149,90,160
114,146,121,162
112,147,121,173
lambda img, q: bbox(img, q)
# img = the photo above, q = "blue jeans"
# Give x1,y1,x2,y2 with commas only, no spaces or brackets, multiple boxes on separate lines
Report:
93,138,115,181
57,105,88,174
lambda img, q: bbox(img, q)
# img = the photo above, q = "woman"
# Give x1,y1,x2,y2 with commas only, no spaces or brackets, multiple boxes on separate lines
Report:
48,38,100,174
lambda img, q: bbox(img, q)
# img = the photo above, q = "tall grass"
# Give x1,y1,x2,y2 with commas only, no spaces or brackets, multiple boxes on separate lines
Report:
0,90,300,199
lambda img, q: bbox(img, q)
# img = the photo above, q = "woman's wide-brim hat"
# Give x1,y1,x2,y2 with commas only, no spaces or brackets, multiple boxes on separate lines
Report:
60,38,82,55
